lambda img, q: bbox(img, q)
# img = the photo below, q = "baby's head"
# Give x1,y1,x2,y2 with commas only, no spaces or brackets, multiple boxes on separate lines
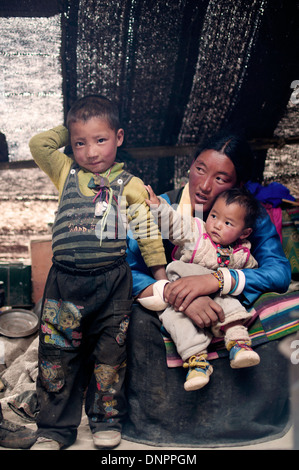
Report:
206,187,260,247
66,95,124,173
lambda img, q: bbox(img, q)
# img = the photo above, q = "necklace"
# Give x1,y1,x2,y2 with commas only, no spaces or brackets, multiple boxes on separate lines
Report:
88,168,112,217
216,244,233,266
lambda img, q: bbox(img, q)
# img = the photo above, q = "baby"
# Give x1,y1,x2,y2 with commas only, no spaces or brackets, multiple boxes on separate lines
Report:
140,185,261,391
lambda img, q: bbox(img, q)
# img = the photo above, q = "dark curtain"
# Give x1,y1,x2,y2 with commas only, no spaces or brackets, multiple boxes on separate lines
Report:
61,0,298,193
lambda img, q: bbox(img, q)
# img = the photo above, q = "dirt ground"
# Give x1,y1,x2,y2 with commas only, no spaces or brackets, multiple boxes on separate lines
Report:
0,401,293,451
0,168,58,263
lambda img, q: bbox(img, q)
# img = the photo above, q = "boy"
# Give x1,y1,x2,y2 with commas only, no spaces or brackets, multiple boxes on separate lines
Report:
29,95,166,449
141,186,261,391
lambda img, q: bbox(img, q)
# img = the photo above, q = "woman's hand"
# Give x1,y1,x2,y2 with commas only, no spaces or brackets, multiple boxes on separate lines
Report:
163,274,220,312
183,296,225,328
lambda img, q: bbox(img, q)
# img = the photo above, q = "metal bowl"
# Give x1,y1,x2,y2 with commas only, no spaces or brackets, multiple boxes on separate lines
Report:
0,308,39,338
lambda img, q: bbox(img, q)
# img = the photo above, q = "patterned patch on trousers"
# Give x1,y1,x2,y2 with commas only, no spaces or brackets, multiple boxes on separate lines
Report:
40,359,65,392
94,363,120,393
102,397,119,422
41,299,83,348
116,315,130,345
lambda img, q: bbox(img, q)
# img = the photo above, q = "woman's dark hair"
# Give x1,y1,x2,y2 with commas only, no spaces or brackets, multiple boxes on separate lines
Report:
214,187,261,228
193,129,256,184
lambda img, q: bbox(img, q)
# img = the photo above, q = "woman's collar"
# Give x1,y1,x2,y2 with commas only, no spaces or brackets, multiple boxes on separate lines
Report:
177,182,193,216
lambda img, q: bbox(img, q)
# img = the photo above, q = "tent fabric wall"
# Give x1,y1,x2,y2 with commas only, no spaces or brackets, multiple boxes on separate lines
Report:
61,0,299,192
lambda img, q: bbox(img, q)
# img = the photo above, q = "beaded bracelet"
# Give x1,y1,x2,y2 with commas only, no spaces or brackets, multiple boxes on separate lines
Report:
217,267,232,295
212,270,224,293
213,268,245,297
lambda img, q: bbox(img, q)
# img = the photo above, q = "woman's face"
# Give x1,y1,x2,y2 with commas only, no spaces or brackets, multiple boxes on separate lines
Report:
188,149,237,215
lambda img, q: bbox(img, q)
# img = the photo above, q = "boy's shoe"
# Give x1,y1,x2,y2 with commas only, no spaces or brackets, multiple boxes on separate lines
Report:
183,354,213,391
228,341,260,369
30,436,62,450
93,430,121,449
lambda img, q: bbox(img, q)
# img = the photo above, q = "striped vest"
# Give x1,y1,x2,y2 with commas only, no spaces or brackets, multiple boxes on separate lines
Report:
52,164,132,269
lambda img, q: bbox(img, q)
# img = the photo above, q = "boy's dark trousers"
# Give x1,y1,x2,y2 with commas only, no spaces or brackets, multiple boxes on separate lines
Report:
35,257,132,448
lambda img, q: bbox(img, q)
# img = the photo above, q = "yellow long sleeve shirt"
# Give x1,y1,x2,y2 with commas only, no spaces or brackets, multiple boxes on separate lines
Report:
29,125,166,268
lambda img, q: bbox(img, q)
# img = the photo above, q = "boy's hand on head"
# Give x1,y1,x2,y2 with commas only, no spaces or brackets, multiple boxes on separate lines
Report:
145,184,160,207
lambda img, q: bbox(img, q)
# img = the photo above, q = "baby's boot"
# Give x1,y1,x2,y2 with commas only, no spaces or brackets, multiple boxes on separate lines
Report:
227,340,260,369
225,324,260,369
183,354,213,391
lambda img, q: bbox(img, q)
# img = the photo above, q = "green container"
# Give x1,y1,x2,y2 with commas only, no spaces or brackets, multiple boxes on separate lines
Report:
0,263,32,307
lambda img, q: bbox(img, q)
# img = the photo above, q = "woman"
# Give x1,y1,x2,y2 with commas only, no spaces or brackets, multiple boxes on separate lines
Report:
123,130,292,447
127,130,291,321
